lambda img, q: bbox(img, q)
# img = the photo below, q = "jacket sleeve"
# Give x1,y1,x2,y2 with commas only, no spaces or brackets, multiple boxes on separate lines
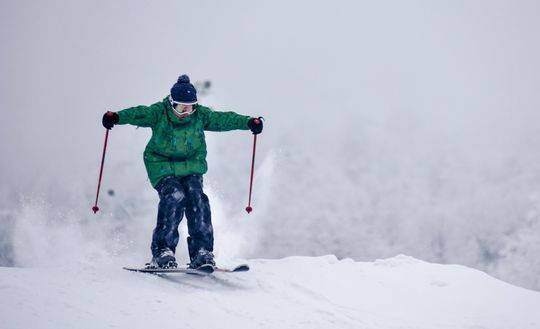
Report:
117,102,162,128
199,106,251,132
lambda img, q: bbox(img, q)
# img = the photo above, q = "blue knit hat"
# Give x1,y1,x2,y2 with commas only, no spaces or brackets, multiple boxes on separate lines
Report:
170,74,197,104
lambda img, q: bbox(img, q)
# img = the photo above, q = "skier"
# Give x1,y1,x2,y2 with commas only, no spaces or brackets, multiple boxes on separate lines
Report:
102,74,263,270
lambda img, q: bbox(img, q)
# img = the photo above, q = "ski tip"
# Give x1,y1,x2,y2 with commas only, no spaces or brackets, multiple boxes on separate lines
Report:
213,264,250,273
233,264,250,272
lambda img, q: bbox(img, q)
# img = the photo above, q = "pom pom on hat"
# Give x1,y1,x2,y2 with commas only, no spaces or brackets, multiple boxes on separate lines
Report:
177,74,190,84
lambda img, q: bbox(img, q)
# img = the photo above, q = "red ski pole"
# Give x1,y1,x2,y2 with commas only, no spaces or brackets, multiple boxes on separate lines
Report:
245,119,261,214
92,114,113,214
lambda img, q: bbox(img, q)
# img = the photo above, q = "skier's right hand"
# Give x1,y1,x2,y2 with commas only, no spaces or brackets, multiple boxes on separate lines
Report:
248,117,264,135
102,111,119,129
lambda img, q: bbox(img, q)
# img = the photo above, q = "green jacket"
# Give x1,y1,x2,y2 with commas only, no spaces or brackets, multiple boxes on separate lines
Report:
117,96,251,187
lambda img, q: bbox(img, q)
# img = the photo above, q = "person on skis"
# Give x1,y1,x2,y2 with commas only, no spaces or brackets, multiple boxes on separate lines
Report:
101,74,263,270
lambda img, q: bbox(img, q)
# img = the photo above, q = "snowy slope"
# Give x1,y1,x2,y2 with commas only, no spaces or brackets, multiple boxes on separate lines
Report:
1,255,539,329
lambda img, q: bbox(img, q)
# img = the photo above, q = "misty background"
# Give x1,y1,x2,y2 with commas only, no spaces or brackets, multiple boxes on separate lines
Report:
1,0,539,290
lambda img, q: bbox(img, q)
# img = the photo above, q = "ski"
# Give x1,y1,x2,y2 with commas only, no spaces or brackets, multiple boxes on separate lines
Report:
123,263,249,275
123,264,215,276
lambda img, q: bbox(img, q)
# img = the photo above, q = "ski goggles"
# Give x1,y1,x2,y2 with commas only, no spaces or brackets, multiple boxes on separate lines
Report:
169,95,197,117
169,95,197,106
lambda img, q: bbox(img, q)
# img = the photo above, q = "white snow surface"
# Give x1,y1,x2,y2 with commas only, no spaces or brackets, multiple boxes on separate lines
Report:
2,255,539,329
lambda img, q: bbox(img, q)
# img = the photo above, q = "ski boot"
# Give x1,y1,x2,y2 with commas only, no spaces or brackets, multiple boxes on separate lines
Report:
187,237,215,273
145,249,177,269
188,249,216,272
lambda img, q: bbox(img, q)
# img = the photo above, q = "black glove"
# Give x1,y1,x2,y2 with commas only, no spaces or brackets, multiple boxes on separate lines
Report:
102,111,119,129
247,117,264,135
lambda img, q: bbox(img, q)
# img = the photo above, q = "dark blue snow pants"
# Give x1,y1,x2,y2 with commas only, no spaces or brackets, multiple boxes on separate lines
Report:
151,175,213,260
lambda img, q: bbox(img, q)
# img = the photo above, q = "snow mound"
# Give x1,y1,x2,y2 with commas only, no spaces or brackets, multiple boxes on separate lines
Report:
1,255,539,329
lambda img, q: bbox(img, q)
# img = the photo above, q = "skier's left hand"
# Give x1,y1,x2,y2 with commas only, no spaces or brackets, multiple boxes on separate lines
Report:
102,111,119,129
248,117,264,135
